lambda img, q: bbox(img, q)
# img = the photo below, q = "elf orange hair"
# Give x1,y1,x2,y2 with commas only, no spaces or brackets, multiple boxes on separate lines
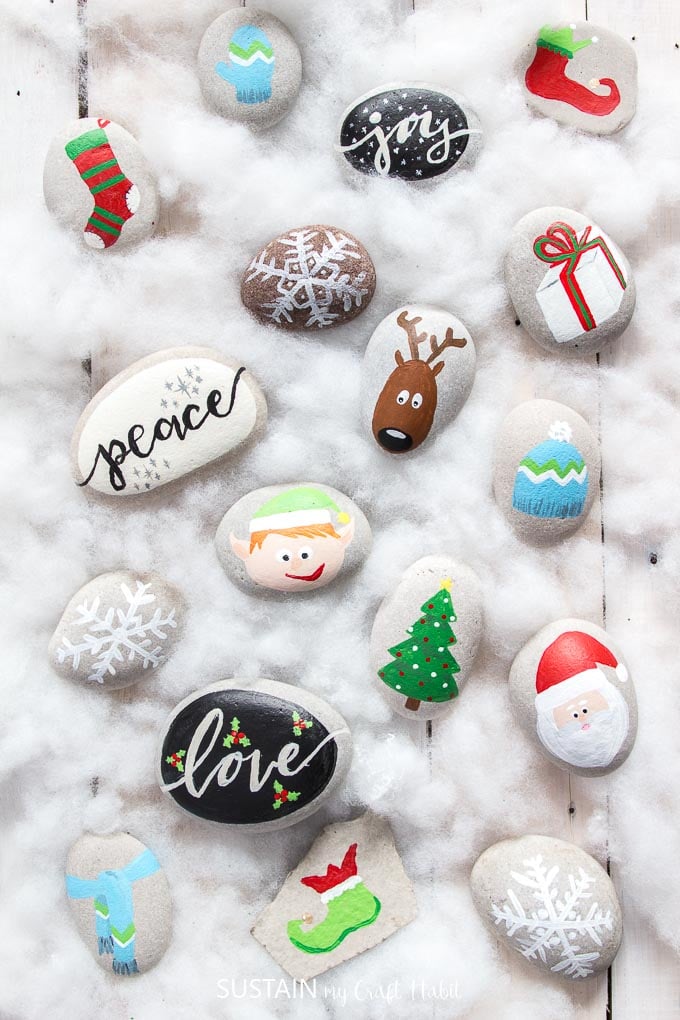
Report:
249,522,341,552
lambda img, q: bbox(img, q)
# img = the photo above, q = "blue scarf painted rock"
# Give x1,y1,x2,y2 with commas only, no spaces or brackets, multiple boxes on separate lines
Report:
157,679,352,829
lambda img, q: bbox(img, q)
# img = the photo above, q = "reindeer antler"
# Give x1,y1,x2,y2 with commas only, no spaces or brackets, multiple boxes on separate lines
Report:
397,311,429,360
426,327,467,365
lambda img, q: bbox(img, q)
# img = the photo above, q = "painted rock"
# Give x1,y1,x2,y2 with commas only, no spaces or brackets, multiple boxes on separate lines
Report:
252,812,416,979
66,832,171,976
471,834,622,980
509,618,637,776
48,571,184,690
241,224,376,330
361,305,475,454
216,483,371,594
370,556,483,720
505,207,635,355
522,23,637,135
43,117,159,251
493,399,600,542
157,678,352,830
70,346,267,497
337,83,482,180
198,8,302,129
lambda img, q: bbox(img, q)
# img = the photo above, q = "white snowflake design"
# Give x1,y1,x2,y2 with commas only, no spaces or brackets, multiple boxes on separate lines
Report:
57,580,177,684
491,855,613,979
245,228,370,328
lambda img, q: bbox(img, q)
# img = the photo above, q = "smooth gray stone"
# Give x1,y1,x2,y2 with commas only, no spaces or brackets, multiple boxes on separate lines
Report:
471,834,622,980
361,305,476,455
505,206,635,356
493,399,600,542
508,618,637,776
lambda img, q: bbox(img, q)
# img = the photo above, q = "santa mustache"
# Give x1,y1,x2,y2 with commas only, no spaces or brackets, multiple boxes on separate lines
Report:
536,695,629,769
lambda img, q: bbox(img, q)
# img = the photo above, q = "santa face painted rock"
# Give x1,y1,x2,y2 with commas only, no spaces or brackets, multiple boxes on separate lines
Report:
337,83,482,181
241,224,376,330
493,400,600,542
522,23,637,135
157,678,352,830
198,8,301,130
43,117,159,251
362,305,475,454
71,347,267,497
66,832,171,976
48,571,184,691
509,619,637,776
471,834,622,980
370,556,483,720
216,483,371,594
505,207,635,355
252,812,416,980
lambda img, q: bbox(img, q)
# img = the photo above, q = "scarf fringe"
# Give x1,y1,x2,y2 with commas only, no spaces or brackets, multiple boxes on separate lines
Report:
112,958,139,976
98,935,114,955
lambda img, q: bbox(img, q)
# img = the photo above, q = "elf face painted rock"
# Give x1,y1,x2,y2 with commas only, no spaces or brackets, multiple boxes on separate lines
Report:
198,8,302,129
241,224,376,330
252,812,416,979
337,84,482,181
509,619,637,776
493,399,600,542
71,346,267,497
43,117,159,251
66,832,171,976
522,23,637,135
471,834,622,980
216,483,371,594
157,678,352,830
505,207,635,355
370,555,483,720
362,305,475,454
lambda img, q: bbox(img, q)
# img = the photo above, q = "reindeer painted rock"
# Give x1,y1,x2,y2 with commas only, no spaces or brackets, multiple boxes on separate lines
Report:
361,306,476,454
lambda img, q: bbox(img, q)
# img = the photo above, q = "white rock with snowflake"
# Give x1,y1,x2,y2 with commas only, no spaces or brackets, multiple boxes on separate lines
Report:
241,224,377,330
471,834,622,981
49,571,185,690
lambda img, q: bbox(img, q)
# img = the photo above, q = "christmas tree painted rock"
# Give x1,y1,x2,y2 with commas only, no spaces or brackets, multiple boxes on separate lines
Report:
521,23,637,135
361,305,476,454
471,834,622,980
509,618,638,776
198,8,302,129
505,207,635,355
216,483,371,594
370,556,483,720
70,347,267,497
43,117,159,251
66,832,172,976
252,812,417,979
157,678,352,830
493,399,600,542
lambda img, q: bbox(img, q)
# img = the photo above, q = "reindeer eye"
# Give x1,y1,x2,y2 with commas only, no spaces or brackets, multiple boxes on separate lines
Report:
412,393,423,409
396,389,409,405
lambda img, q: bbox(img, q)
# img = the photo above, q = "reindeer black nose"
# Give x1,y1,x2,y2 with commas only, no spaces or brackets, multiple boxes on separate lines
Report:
378,428,413,452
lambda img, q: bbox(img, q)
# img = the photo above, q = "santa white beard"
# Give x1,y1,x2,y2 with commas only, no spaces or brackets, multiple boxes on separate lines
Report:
536,685,629,769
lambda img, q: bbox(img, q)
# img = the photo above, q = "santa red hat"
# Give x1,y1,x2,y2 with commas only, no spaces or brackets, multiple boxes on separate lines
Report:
535,631,627,712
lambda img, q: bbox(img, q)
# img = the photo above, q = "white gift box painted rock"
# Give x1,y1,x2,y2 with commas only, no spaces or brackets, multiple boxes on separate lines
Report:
198,8,302,129
43,117,159,251
361,305,475,454
505,207,635,355
66,832,171,976
48,571,184,690
216,483,371,594
157,678,352,830
252,812,417,979
522,23,637,135
370,556,483,720
241,224,377,330
70,347,267,497
509,619,637,776
471,834,622,980
493,400,600,542
337,83,482,181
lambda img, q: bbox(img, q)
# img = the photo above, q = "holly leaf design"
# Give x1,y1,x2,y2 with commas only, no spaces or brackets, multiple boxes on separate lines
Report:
230,717,240,731
240,736,251,748
273,780,283,793
287,791,300,802
273,800,282,810
293,725,302,736
223,734,234,748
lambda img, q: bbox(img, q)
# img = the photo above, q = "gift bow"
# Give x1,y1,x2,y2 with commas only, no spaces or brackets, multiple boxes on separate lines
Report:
533,221,627,333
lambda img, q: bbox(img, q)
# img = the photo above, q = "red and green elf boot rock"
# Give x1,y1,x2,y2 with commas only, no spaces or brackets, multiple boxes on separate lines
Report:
525,25,621,117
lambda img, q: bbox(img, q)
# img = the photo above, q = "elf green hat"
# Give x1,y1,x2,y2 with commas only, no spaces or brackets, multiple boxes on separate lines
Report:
249,486,351,534
536,24,594,59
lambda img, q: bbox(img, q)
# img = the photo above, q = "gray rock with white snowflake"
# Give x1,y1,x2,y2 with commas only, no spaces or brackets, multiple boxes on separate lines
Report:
49,571,184,690
471,834,622,980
